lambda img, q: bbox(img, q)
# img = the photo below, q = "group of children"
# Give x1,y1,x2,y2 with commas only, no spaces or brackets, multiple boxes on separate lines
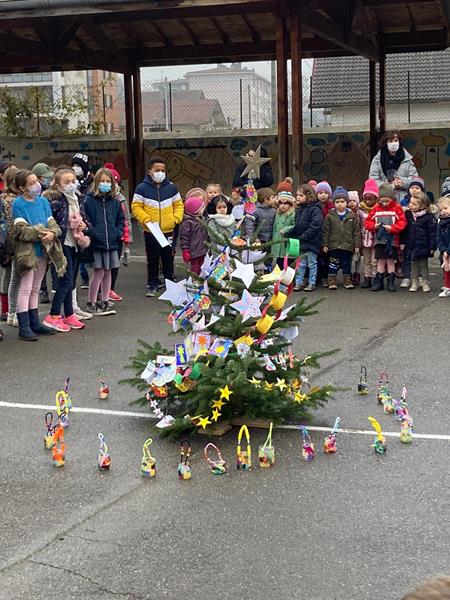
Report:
0,153,132,341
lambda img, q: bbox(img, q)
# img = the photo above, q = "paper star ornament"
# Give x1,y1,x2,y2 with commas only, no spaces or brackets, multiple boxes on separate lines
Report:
259,265,282,283
240,145,271,181
159,279,189,306
248,376,261,387
294,391,308,404
264,382,274,391
211,398,226,410
219,385,233,401
231,259,255,289
197,416,212,429
274,378,288,392
211,409,221,423
230,289,264,322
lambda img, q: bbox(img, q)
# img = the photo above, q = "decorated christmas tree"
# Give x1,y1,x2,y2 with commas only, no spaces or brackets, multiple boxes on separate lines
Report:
121,149,335,439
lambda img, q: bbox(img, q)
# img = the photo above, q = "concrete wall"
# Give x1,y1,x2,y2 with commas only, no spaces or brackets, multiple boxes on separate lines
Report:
329,103,450,128
2,124,449,201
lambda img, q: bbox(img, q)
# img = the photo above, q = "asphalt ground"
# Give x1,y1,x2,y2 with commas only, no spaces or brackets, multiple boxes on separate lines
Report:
0,256,449,600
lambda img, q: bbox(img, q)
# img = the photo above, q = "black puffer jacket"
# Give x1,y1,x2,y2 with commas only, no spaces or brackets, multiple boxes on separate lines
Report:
84,191,124,252
290,200,323,255
401,210,437,260
43,188,90,244
437,216,450,255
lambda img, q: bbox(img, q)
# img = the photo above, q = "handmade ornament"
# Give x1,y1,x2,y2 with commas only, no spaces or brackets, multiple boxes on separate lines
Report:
234,334,254,357
256,314,274,334
274,377,288,392
400,419,413,444
175,343,188,367
204,442,227,475
141,438,156,477
97,433,111,470
208,338,233,358
357,365,368,395
323,417,340,454
178,440,192,480
368,416,387,454
239,145,271,181
300,426,315,462
197,415,212,429
55,390,70,428
287,238,300,257
230,259,256,288
259,265,281,283
44,411,56,450
236,425,252,470
51,424,65,467
230,289,264,322
258,422,275,468
159,278,190,306
98,368,109,400
279,266,295,286
394,386,409,421
376,371,391,404
141,359,157,383
269,290,287,311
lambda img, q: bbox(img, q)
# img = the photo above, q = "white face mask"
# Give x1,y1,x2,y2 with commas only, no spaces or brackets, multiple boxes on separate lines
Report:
152,171,165,184
387,141,400,153
63,183,78,194
73,165,84,178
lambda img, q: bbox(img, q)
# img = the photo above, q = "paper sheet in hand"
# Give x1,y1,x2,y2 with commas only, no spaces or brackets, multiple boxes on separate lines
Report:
146,222,170,247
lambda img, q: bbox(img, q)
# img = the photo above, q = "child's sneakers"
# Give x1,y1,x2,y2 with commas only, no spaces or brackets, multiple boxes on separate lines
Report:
63,314,85,329
109,290,122,301
438,288,450,297
421,280,431,293
43,315,71,332
409,279,419,292
400,278,411,288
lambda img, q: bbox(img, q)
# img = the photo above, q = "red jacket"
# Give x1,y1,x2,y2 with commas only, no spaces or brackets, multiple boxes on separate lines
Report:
365,200,407,247
321,200,334,218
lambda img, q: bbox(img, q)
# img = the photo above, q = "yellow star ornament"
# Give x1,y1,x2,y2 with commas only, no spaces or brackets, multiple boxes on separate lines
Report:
274,377,288,392
294,391,308,404
197,416,212,429
248,376,261,387
219,385,233,401
211,398,226,410
264,382,274,391
211,409,221,423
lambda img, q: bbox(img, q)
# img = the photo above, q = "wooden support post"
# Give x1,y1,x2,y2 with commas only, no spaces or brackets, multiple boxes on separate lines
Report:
124,72,135,198
133,66,144,183
379,52,386,136
369,60,377,159
276,7,289,180
290,8,303,187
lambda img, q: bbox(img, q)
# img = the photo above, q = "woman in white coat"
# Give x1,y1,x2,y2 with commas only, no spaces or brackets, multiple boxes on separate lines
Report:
369,130,418,202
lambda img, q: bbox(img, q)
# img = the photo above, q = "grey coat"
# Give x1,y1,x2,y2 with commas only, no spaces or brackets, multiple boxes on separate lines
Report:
369,149,418,202
245,204,276,242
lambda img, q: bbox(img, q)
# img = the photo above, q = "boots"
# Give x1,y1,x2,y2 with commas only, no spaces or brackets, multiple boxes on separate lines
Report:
28,308,56,335
321,278,329,288
360,277,372,289
328,275,337,290
352,273,360,287
387,272,396,292
17,311,38,341
343,275,354,289
371,272,384,292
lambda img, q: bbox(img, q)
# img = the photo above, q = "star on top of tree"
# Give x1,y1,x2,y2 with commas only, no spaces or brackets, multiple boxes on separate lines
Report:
239,145,272,181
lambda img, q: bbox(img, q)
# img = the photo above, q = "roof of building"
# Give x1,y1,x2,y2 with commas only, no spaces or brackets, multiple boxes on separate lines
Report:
311,49,450,107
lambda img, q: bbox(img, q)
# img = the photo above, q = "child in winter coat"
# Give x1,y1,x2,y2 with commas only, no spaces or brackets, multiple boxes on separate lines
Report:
359,179,378,288
84,168,124,316
364,183,407,292
347,190,366,286
207,197,235,254
271,191,296,269
400,176,426,209
400,193,437,292
179,196,209,275
205,183,224,215
322,187,361,289
437,196,450,297
0,166,19,327
291,184,323,291
315,181,334,287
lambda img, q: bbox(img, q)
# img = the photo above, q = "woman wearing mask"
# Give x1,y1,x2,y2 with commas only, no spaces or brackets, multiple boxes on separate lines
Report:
369,131,418,202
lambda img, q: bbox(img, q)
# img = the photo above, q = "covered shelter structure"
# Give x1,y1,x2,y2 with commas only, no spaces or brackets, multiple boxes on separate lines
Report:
0,0,448,189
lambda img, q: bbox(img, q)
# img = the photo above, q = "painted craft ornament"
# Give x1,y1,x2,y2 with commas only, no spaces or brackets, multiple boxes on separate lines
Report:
400,418,413,444
300,426,315,462
98,368,109,400
230,259,256,288
44,411,56,450
368,416,387,454
55,390,70,428
51,423,65,467
208,338,233,358
259,422,275,468
236,425,252,471
323,417,340,454
141,438,156,477
357,365,368,395
97,433,111,470
230,289,264,322
178,440,192,480
394,386,409,421
204,442,227,475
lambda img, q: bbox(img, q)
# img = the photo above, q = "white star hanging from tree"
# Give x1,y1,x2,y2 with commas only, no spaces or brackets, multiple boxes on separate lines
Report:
230,259,255,289
158,279,189,306
230,289,264,322
240,145,272,181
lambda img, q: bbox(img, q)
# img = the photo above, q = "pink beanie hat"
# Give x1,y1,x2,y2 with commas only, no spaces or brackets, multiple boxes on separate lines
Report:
315,181,332,197
348,191,360,206
363,179,379,199
186,187,207,201
184,196,204,215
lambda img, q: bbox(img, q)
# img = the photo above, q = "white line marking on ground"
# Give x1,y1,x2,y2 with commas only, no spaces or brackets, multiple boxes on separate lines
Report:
1,401,448,441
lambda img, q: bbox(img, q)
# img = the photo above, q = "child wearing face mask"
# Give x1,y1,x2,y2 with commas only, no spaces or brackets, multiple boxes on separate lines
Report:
12,169,66,340
32,163,54,192
84,168,124,316
42,168,90,331
271,191,296,269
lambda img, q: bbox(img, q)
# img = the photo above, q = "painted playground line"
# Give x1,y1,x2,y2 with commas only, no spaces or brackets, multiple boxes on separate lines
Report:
1,400,449,441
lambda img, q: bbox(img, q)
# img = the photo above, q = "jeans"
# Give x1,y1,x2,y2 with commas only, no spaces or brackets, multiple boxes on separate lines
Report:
79,261,89,282
328,249,352,276
144,230,174,288
296,251,318,285
51,245,77,317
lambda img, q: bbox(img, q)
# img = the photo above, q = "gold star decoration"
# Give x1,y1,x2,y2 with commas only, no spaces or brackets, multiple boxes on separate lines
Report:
219,385,233,401
274,377,288,392
211,398,226,410
294,391,308,404
197,416,212,429
239,145,272,181
211,409,221,423
264,382,274,391
290,379,302,392
248,376,261,387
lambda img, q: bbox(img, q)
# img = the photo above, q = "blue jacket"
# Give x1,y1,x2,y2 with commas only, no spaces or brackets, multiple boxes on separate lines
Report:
290,200,323,255
437,217,450,255
401,210,437,260
84,191,124,252
132,175,183,234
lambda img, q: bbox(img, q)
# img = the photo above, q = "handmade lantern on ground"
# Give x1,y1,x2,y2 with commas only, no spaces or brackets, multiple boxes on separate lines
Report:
300,426,315,462
141,437,156,477
51,423,65,467
178,440,192,480
368,416,387,454
323,417,340,454
44,412,56,450
204,442,227,475
236,424,251,470
97,433,111,470
358,366,368,395
258,422,275,468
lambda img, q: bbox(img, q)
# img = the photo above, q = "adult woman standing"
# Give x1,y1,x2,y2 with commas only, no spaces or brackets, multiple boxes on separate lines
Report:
369,130,418,202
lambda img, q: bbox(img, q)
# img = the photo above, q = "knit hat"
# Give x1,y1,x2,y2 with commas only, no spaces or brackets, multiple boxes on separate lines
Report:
315,181,332,197
308,180,318,189
277,177,293,193
441,177,450,198
184,196,204,215
104,162,121,183
363,178,379,199
408,176,425,192
186,187,207,202
332,186,349,202
277,191,295,204
0,160,10,175
348,191,360,206
32,162,54,178
379,182,395,199
71,152,89,177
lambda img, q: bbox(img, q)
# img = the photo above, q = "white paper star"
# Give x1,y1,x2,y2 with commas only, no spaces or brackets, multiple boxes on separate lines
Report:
230,289,264,322
159,279,189,306
231,259,255,289
240,145,272,180
192,315,206,331
200,254,213,278
239,249,267,265
278,304,295,321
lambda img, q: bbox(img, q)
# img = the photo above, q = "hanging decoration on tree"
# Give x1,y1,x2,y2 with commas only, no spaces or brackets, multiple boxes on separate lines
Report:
300,426,315,462
358,366,368,395
204,442,227,475
236,425,252,471
259,422,275,468
141,438,156,477
323,417,340,454
97,433,111,470
98,369,109,400
368,416,387,454
177,440,192,480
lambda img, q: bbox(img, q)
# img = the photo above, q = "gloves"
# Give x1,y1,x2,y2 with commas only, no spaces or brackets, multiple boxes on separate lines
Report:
182,249,191,263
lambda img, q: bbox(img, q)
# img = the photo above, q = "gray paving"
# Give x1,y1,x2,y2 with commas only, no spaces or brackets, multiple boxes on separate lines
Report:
0,259,449,600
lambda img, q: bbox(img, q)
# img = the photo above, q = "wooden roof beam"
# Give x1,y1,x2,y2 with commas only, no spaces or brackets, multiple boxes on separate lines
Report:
210,17,229,44
81,17,122,58
379,28,448,49
180,18,199,45
241,14,261,43
150,21,172,47
439,0,450,40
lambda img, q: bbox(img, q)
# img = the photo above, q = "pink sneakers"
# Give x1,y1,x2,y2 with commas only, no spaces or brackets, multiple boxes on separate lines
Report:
43,315,71,332
109,290,122,301
63,314,86,330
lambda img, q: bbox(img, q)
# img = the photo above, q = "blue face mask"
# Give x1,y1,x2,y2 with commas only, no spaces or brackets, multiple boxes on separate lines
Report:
98,182,111,194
